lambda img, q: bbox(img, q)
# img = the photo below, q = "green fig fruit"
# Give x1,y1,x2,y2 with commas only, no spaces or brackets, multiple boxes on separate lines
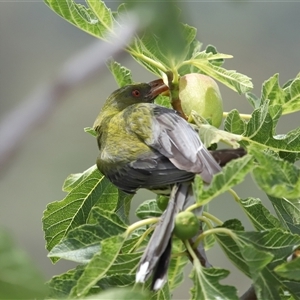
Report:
179,73,223,127
156,195,169,211
174,211,200,240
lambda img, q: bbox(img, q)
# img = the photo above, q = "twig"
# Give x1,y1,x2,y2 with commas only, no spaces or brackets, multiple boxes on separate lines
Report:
240,285,257,300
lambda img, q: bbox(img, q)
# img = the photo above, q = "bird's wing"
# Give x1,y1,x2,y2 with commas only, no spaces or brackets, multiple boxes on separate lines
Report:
126,104,221,183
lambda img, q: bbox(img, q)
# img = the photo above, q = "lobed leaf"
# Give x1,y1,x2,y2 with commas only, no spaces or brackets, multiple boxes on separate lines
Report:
250,73,300,115
48,209,127,263
43,166,131,258
239,244,281,300
194,154,254,206
135,199,162,220
107,59,133,88
224,109,246,135
275,257,300,281
268,196,300,235
251,149,300,199
240,197,284,231
167,238,189,291
70,234,126,297
62,165,97,192
241,101,300,153
44,0,115,40
189,263,238,300
86,288,149,300
192,114,243,148
47,266,85,298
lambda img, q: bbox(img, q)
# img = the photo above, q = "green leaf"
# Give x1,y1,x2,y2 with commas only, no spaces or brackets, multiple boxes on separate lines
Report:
242,101,300,152
43,166,128,258
215,220,251,277
86,288,149,300
245,92,261,109
258,73,300,115
192,112,242,148
86,0,115,35
240,197,284,231
135,199,162,220
240,243,274,273
168,238,189,291
70,234,126,298
194,154,254,206
106,252,141,276
84,126,98,137
268,196,300,235
261,73,286,107
150,281,171,300
62,164,97,192
239,244,281,300
44,0,116,40
224,109,246,135
97,274,135,290
275,257,300,281
48,209,127,263
186,58,253,94
128,23,197,76
48,227,101,263
238,229,300,264
47,266,84,298
250,149,300,199
205,44,226,67
107,59,133,87
0,229,47,299
154,95,172,109
283,77,300,115
189,263,239,300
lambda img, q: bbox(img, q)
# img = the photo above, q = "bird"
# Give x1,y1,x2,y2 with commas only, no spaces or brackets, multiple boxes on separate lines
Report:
93,79,243,290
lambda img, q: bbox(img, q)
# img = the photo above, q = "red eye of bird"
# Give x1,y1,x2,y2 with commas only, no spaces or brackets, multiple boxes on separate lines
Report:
132,89,141,97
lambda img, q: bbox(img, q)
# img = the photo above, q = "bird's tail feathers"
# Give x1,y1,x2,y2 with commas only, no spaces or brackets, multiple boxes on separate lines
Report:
136,182,191,288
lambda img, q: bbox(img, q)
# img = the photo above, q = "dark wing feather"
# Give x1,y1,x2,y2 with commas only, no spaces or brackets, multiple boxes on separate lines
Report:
107,151,194,194
108,104,221,193
148,105,221,183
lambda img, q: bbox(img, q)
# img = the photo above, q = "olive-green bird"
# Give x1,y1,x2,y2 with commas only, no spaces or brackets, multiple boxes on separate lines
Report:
93,79,242,290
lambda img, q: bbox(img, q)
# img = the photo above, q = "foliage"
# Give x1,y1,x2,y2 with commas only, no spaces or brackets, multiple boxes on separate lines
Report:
40,1,300,299
0,229,47,299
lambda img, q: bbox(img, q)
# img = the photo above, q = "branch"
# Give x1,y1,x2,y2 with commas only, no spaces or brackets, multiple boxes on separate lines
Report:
0,19,138,174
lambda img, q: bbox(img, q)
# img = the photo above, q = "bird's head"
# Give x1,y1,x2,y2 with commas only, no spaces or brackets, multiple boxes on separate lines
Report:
93,79,168,131
105,79,169,111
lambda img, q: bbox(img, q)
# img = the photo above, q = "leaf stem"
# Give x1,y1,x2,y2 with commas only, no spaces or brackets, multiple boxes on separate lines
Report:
202,212,223,226
198,216,213,229
129,226,154,253
126,47,168,73
193,227,238,249
228,188,241,203
223,111,251,120
184,239,199,263
125,217,158,238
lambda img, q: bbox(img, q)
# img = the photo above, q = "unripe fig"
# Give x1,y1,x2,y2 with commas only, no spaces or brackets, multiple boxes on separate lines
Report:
156,195,169,211
179,73,223,127
174,211,200,240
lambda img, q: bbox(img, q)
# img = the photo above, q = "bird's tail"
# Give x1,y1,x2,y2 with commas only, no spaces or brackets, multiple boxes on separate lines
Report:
136,182,192,290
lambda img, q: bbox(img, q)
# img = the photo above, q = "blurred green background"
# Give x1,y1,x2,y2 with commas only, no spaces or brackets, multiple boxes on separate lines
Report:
1,1,299,298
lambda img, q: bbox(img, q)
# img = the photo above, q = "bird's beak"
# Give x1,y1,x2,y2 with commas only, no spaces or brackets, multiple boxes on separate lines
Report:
148,79,169,100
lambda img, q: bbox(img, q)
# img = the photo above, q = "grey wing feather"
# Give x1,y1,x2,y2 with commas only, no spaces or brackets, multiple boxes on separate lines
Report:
150,106,221,183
